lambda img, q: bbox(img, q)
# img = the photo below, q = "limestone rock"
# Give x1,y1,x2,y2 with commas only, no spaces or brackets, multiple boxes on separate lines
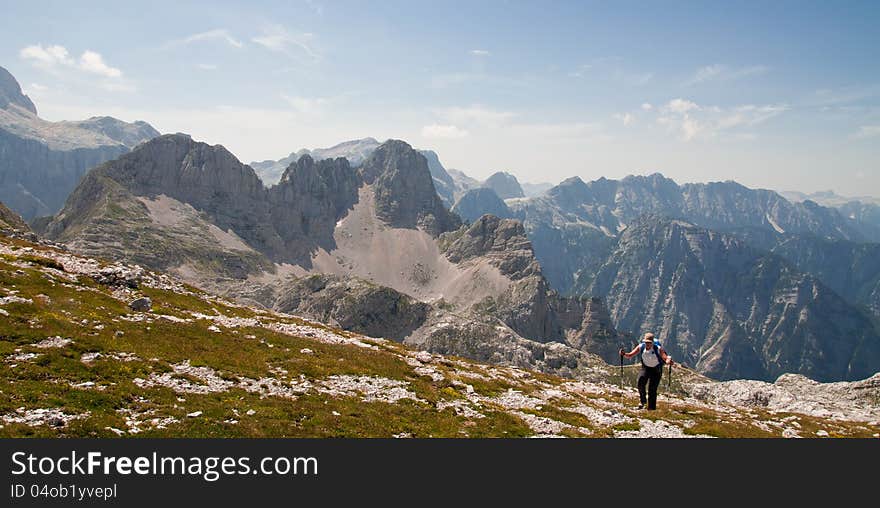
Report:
452,188,513,223
483,171,525,199
128,297,152,312
360,140,461,236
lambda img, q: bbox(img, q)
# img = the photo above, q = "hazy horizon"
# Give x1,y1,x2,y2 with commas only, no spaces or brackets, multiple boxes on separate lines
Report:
2,0,877,196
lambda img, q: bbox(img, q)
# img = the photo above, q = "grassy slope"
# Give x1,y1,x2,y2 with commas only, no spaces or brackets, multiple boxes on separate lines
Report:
0,234,876,438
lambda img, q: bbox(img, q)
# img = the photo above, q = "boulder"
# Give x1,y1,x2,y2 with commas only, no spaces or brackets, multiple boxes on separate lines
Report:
128,297,152,312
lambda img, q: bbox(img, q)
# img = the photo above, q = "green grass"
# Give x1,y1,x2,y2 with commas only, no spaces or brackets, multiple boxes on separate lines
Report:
2,235,878,439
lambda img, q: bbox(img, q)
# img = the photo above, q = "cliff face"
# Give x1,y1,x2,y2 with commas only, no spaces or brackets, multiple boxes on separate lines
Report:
361,140,461,236
270,155,362,260
507,174,878,296
452,188,513,223
587,215,880,381
483,171,525,199
0,66,159,220
0,201,30,232
0,128,129,218
42,131,880,383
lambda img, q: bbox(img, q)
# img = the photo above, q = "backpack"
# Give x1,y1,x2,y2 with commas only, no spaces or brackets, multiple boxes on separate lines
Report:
637,341,664,367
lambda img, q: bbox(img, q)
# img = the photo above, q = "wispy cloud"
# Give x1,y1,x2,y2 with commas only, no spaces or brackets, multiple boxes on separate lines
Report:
197,63,218,71
686,64,768,85
657,98,787,141
470,49,490,57
21,44,123,78
164,29,243,49
252,25,319,61
855,125,880,139
641,103,653,111
421,124,469,139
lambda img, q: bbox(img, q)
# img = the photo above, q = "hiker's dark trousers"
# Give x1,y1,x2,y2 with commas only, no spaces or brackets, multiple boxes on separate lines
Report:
638,365,663,410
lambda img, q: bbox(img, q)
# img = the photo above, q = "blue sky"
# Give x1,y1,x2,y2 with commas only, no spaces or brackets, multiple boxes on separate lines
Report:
2,0,878,194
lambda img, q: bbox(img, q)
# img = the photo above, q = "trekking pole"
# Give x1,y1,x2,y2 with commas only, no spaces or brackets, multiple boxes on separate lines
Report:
668,362,672,388
619,348,624,391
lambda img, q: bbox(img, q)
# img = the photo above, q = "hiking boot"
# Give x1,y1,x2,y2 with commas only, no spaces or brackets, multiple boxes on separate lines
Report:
635,403,645,410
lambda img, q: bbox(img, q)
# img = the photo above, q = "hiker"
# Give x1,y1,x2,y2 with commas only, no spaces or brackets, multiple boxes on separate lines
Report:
619,333,674,410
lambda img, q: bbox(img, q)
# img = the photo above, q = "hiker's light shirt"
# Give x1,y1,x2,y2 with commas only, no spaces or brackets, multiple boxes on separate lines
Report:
642,346,660,367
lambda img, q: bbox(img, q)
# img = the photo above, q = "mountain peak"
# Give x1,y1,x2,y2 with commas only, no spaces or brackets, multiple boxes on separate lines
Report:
452,187,513,223
0,66,37,115
483,171,525,199
558,176,587,187
361,139,460,235
360,139,420,184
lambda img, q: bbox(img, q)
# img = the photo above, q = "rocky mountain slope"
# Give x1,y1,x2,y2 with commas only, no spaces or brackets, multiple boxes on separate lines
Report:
2,232,877,437
448,173,880,382
516,175,880,329
250,137,380,186
37,133,880,383
250,138,467,209
585,215,880,382
42,135,632,380
0,202,30,233
483,171,525,199
0,66,159,220
769,236,880,320
521,181,554,198
451,188,513,224
782,190,880,208
499,173,880,307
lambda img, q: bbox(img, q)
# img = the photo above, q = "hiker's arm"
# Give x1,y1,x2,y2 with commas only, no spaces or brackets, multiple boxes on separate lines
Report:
620,346,640,359
660,348,675,365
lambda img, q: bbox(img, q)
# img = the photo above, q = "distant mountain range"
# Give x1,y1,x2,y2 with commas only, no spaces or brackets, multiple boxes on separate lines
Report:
781,190,880,239
782,190,880,208
250,140,551,206
35,132,880,381
450,174,880,380
39,134,623,379
0,66,159,220
3,64,878,383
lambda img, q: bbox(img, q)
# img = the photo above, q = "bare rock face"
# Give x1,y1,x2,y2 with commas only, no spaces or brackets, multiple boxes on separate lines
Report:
273,274,430,341
0,66,36,114
361,140,461,236
588,215,880,381
0,201,30,232
251,137,380,186
404,311,604,379
441,214,619,347
452,188,513,223
687,372,880,422
0,66,159,220
441,214,557,340
559,296,628,360
270,154,361,261
441,215,539,279
483,171,525,199
419,149,456,207
128,297,152,312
